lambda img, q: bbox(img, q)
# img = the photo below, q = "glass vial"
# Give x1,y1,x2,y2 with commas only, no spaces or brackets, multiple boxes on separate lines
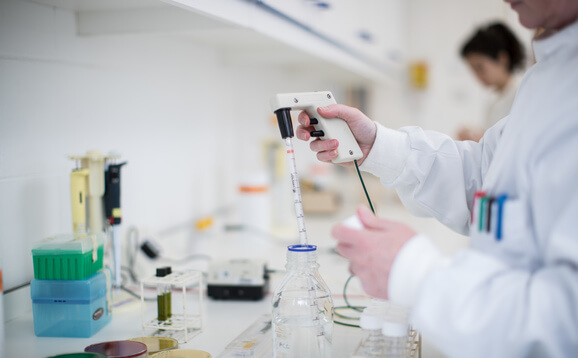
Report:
156,266,172,321
352,300,388,358
272,245,334,358
382,320,409,358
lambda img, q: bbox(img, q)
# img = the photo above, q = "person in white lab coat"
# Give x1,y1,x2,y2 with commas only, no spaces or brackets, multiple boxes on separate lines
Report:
296,0,578,356
457,22,525,142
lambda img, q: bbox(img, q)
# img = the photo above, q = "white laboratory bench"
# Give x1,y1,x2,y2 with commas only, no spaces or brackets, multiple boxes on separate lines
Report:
5,197,458,357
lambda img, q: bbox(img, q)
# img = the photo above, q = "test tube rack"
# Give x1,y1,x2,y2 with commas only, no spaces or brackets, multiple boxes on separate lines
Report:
140,271,203,343
408,327,421,358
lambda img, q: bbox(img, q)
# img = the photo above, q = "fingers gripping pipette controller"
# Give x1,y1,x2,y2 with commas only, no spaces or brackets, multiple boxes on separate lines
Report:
270,91,363,163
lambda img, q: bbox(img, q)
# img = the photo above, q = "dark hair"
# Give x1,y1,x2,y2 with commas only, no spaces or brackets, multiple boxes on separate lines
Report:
460,22,525,73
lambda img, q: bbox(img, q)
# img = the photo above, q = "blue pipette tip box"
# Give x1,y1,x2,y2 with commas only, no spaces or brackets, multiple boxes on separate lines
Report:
31,271,112,337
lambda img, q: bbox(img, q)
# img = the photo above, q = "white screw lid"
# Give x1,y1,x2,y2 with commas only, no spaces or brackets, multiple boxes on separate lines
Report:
342,215,363,230
382,320,408,337
360,313,384,330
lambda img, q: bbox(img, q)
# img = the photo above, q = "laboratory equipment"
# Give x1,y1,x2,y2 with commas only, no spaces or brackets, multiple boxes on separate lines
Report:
381,320,409,358
156,267,172,321
272,245,334,358
141,270,203,343
85,341,148,358
217,314,272,358
48,354,106,358
153,350,211,358
207,259,269,300
128,337,178,355
69,150,116,234
270,91,363,164
32,233,105,280
71,168,90,234
352,301,387,358
31,270,112,337
270,91,364,246
238,171,271,234
104,160,127,290
351,300,387,358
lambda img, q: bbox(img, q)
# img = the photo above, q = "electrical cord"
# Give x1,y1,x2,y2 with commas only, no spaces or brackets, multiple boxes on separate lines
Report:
334,275,366,328
333,160,376,327
354,159,375,214
126,226,140,283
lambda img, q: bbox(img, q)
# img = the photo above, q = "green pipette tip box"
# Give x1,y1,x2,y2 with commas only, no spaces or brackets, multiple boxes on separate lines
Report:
32,233,105,280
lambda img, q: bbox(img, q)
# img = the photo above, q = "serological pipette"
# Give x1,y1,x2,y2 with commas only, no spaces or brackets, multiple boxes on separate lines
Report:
270,91,364,245
284,137,308,246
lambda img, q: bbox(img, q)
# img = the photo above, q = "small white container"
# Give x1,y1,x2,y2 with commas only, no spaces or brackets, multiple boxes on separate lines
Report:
238,171,271,234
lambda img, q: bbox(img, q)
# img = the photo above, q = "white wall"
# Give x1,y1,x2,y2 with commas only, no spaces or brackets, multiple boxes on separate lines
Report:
0,0,535,301
401,0,533,135
0,0,344,293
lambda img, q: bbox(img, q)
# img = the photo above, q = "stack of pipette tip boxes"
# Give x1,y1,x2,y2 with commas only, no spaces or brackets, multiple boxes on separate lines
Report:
30,151,115,338
31,233,112,337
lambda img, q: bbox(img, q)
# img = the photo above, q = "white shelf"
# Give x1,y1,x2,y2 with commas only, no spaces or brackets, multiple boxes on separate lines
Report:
162,0,402,83
30,0,403,84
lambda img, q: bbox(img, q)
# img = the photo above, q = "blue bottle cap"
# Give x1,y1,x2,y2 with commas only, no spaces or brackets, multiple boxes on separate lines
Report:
287,245,317,252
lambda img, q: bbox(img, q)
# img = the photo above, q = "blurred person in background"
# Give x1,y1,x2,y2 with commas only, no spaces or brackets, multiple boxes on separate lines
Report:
457,22,526,142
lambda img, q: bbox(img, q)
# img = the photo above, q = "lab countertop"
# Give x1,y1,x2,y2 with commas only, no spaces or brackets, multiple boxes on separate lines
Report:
5,197,459,357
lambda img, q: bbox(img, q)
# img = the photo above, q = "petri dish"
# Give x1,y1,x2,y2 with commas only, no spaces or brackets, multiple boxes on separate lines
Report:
85,340,148,358
48,354,107,358
150,349,211,358
128,337,178,354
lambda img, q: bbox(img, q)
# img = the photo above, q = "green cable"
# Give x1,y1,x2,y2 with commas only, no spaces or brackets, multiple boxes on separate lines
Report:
335,160,376,327
354,159,375,214
333,275,367,328
343,275,364,312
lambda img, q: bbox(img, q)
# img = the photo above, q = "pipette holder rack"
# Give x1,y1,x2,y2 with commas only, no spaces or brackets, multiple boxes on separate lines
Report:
140,271,203,343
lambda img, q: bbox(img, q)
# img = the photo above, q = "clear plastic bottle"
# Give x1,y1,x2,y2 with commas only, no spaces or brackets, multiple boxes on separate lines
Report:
272,245,334,358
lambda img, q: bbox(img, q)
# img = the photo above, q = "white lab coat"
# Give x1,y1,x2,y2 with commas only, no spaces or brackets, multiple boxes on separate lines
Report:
360,20,578,357
485,74,521,129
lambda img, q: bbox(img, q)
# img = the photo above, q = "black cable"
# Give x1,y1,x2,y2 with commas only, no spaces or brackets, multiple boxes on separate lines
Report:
354,159,375,214
3,281,31,295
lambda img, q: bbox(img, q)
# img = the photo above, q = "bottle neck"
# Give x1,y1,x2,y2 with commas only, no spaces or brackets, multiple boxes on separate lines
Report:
285,247,318,272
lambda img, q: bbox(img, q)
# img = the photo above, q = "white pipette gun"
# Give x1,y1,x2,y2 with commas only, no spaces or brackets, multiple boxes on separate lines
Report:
270,91,363,163
270,91,364,246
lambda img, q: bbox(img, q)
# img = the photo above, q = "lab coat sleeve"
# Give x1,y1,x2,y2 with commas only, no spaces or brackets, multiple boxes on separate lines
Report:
360,121,504,235
396,129,578,357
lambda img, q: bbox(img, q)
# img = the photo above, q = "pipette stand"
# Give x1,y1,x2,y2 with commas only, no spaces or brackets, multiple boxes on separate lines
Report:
140,271,203,343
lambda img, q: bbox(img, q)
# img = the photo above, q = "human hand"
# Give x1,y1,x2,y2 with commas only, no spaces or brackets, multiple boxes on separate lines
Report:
296,104,377,166
332,205,417,299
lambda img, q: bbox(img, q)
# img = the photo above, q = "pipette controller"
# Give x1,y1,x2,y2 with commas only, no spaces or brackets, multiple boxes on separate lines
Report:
270,91,363,163
271,91,364,246
105,161,127,289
